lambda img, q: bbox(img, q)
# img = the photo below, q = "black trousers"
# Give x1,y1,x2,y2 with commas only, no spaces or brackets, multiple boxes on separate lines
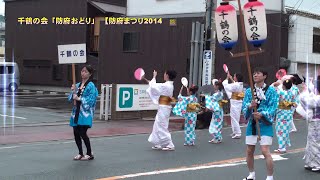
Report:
73,126,92,156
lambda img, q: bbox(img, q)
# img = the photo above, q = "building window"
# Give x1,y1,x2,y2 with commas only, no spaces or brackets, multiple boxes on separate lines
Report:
313,27,320,54
23,59,51,68
123,32,139,52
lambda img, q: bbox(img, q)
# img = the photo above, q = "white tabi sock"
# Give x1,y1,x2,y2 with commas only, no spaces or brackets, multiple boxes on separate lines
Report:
278,147,286,151
266,175,273,180
247,171,255,179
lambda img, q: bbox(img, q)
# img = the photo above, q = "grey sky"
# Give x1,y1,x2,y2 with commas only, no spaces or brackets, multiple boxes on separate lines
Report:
0,1,4,15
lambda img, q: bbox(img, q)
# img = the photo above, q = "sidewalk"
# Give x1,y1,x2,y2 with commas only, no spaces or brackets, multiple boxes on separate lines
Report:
0,115,245,145
0,114,305,145
18,85,71,94
0,119,183,145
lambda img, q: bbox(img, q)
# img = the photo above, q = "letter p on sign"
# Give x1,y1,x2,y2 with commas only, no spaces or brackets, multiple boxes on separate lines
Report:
119,87,133,108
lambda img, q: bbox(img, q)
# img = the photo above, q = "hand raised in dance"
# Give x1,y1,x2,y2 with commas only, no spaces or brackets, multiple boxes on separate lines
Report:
179,85,184,95
227,73,232,79
153,70,157,78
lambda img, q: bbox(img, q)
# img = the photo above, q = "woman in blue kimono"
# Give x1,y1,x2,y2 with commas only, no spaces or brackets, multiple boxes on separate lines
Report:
289,76,300,133
204,79,225,144
68,65,98,161
173,85,199,146
273,79,297,153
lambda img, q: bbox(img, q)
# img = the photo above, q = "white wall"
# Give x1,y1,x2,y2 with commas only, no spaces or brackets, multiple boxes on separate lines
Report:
127,0,206,16
287,14,320,76
288,15,320,64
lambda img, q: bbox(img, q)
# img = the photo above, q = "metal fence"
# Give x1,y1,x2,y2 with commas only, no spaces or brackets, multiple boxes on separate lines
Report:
99,84,112,120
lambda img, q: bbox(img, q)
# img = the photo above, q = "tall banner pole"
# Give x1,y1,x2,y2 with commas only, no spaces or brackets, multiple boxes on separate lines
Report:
72,64,76,105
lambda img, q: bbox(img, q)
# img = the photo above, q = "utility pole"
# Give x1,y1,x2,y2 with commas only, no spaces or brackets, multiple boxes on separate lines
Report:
205,0,213,51
205,0,217,78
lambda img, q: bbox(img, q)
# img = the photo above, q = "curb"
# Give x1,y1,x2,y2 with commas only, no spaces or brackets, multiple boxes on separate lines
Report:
0,120,107,128
18,89,69,95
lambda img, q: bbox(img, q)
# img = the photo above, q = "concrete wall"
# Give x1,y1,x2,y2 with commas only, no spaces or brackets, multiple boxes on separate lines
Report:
287,14,320,77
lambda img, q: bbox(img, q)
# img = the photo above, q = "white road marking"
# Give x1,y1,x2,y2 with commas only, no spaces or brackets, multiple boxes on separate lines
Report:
0,113,26,119
96,153,290,180
28,107,47,110
0,146,21,150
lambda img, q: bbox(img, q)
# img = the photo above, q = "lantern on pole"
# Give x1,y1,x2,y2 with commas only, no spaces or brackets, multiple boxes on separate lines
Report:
243,0,267,47
215,2,238,50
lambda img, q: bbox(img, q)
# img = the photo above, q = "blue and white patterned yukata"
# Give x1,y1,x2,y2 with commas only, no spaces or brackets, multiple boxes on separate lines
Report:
205,91,224,142
242,84,279,139
68,82,98,127
275,88,297,150
173,94,198,145
290,85,300,132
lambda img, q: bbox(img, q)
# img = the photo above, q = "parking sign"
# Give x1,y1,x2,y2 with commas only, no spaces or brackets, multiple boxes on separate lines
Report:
116,84,158,111
119,87,133,108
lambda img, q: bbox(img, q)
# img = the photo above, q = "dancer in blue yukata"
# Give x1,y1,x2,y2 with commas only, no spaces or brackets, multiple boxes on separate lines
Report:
203,79,226,144
278,75,302,132
272,79,297,153
173,84,200,146
288,76,300,133
242,67,279,180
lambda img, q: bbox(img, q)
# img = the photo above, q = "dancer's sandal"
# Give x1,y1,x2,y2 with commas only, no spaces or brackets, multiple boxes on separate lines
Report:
80,155,94,161
273,149,286,154
208,139,221,144
162,147,175,151
73,154,83,160
152,145,162,150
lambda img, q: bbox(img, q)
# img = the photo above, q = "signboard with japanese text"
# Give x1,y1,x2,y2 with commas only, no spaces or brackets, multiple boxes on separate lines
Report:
116,84,158,111
215,2,238,50
202,50,212,86
243,0,267,47
58,43,87,64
